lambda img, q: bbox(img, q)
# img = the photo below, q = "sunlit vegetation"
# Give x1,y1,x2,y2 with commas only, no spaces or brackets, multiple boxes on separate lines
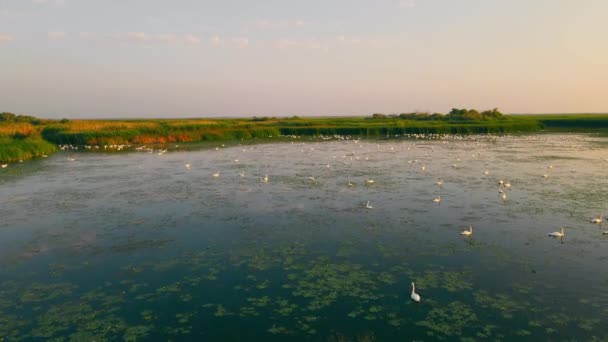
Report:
0,113,57,163
2,110,608,162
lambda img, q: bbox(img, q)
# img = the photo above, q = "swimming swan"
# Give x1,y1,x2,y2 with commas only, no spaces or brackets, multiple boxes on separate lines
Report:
548,227,565,238
411,282,421,302
461,226,473,236
591,214,603,224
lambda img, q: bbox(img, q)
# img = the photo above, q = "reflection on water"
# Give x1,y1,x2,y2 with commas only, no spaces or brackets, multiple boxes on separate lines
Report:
1,133,608,340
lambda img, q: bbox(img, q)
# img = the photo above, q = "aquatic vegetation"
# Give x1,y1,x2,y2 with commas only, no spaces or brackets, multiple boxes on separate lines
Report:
267,324,291,335
239,306,260,317
474,291,529,319
0,314,29,341
18,282,77,303
412,268,473,293
214,304,231,317
140,310,155,321
123,325,153,341
416,301,478,338
274,299,298,316
577,317,601,331
246,296,272,307
290,259,380,310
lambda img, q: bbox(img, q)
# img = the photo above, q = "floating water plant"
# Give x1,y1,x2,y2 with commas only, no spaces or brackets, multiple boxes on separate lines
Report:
416,301,478,338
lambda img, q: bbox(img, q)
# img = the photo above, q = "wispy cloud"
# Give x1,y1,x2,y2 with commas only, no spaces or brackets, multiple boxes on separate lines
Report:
209,35,250,48
337,36,362,44
47,31,66,40
231,38,249,49
272,35,398,51
252,19,305,30
79,32,203,46
0,33,15,44
398,0,416,9
273,38,328,51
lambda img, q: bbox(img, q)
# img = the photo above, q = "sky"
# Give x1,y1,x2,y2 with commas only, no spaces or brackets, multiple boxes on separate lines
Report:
1,0,607,118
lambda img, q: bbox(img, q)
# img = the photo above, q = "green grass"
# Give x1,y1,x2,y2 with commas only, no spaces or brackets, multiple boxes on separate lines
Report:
38,116,544,146
0,136,57,163
2,113,608,162
519,114,608,130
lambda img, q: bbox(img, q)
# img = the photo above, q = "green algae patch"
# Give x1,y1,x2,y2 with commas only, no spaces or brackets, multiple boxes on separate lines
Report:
416,301,478,338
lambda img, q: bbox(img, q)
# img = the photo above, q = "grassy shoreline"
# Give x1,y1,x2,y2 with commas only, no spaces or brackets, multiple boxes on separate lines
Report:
1,113,608,163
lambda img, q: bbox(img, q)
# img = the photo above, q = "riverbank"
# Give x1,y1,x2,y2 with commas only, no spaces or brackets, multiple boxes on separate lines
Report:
1,113,607,163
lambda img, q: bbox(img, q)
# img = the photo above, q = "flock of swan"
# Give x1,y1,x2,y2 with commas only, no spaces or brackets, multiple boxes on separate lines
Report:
176,138,607,245
5,135,606,304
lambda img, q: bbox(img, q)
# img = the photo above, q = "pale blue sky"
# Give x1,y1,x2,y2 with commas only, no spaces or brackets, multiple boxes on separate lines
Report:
1,0,607,118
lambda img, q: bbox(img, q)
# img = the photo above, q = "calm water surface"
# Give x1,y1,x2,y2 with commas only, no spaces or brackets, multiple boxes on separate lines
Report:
1,134,608,341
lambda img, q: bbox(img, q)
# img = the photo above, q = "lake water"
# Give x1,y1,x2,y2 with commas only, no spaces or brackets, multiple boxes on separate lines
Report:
1,133,608,341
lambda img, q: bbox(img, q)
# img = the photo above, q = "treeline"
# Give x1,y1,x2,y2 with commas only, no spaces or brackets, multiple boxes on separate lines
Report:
0,112,45,125
372,108,505,121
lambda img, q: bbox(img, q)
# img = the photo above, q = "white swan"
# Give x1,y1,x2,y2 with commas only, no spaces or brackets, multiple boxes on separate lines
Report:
461,226,473,236
261,174,269,183
548,227,565,238
483,170,490,175
348,177,354,187
436,179,443,187
500,192,507,202
433,195,441,204
504,181,512,189
185,163,191,170
411,282,421,302
212,170,221,177
591,214,603,224
1,164,8,168
308,176,315,182
498,179,504,185
239,170,245,177
366,178,375,185
366,201,373,209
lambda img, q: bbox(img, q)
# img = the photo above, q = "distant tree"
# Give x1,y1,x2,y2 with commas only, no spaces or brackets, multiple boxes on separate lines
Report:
60,118,70,123
372,113,387,119
480,108,504,120
448,108,467,117
0,112,17,122
16,115,41,124
398,112,434,120
462,109,481,121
